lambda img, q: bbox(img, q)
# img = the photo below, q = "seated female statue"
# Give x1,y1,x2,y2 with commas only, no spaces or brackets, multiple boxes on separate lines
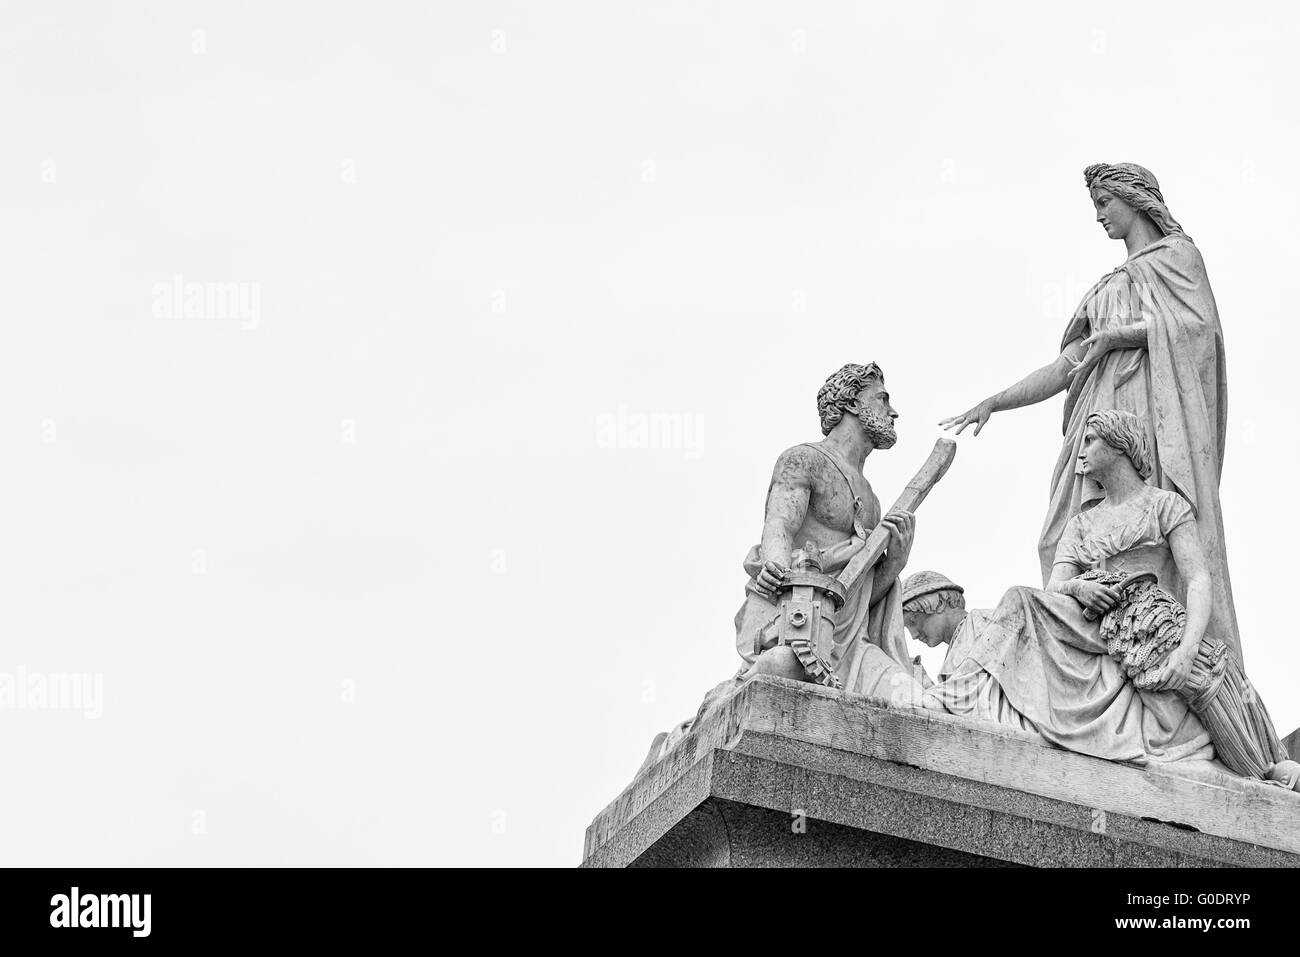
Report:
911,410,1299,789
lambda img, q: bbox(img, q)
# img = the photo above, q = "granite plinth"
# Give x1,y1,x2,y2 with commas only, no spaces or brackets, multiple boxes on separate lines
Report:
633,797,1017,867
583,675,1300,868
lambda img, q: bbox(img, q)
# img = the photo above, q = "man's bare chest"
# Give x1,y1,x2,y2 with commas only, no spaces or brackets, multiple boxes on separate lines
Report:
805,459,879,534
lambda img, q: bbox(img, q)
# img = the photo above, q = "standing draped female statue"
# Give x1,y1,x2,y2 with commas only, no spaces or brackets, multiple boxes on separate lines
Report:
940,163,1239,661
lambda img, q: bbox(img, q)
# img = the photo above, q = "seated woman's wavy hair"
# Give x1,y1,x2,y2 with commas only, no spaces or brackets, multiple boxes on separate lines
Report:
1086,409,1153,480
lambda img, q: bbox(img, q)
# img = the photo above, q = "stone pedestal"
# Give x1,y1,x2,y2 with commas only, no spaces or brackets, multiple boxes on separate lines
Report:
583,675,1300,868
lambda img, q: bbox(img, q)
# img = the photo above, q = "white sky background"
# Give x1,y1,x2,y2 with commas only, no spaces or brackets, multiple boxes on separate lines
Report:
3,2,1297,867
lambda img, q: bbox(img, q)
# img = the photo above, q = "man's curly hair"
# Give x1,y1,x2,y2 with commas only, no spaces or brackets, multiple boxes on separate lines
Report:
817,363,883,436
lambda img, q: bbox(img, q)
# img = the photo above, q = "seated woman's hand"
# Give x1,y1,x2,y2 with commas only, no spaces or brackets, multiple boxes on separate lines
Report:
1072,579,1123,616
1149,644,1197,692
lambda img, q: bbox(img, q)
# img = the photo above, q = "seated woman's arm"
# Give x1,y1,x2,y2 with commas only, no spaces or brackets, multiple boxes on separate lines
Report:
1151,522,1213,691
1047,561,1123,616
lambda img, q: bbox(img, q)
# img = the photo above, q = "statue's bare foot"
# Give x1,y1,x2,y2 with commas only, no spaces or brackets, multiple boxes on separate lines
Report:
1266,760,1300,791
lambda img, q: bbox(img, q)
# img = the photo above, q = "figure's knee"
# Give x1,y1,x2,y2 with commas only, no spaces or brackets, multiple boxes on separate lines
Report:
749,645,806,682
1267,759,1300,791
998,584,1051,612
1002,585,1034,602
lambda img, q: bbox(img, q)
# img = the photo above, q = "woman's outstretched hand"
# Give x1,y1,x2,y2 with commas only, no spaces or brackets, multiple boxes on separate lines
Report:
939,397,997,436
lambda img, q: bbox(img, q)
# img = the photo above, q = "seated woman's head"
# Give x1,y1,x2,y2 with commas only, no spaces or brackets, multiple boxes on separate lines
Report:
902,571,967,647
1080,409,1153,483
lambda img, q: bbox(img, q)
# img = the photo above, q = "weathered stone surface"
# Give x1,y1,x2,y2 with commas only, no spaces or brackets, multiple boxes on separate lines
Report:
1285,727,1300,762
583,676,1300,868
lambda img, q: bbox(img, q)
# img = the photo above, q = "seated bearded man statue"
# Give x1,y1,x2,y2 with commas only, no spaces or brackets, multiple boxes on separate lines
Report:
637,362,928,773
906,411,1300,791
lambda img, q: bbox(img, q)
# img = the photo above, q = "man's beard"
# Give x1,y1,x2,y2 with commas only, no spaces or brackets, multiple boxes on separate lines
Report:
857,409,897,449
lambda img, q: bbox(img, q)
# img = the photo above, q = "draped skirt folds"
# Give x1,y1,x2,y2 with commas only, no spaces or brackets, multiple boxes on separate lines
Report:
927,586,1213,765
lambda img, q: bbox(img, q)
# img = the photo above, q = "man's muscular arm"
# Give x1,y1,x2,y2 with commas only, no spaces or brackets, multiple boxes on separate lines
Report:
752,448,814,600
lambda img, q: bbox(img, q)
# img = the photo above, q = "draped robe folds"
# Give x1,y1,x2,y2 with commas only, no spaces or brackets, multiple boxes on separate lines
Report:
1040,234,1239,661
926,587,1214,765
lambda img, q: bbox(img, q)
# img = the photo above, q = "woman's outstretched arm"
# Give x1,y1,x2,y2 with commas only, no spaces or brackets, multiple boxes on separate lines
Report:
940,339,1087,436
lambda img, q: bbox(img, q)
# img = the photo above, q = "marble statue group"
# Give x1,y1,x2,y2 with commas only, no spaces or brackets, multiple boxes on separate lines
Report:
640,162,1300,793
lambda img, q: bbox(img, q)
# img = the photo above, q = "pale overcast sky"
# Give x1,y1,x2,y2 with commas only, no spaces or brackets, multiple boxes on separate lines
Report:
3,1,1297,866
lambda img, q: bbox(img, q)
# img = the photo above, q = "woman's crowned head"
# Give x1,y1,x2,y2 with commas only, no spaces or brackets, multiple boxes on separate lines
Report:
1085,410,1153,480
1084,163,1184,239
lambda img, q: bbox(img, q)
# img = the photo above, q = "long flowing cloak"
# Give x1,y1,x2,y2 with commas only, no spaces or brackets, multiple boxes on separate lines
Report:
1039,234,1239,661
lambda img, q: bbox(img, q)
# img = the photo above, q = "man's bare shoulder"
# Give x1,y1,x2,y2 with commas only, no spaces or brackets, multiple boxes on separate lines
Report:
769,443,824,486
